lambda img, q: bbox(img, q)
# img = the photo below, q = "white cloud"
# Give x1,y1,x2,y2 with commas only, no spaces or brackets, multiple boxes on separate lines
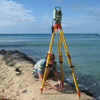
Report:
40,25,47,29
89,9,100,15
0,0,35,26
62,24,69,28
87,6,100,15
72,4,85,10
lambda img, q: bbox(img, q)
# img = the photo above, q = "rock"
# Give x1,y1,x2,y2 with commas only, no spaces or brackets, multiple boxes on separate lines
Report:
2,89,5,93
0,50,36,77
0,50,6,55
81,90,93,97
0,50,36,67
22,90,27,93
15,68,21,73
15,68,21,75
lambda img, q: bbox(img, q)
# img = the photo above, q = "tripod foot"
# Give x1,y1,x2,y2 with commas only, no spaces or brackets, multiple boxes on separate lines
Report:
62,82,64,86
77,92,81,98
40,88,43,94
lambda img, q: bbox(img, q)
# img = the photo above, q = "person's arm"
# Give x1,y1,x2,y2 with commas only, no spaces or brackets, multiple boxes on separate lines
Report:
54,71,63,89
38,71,58,90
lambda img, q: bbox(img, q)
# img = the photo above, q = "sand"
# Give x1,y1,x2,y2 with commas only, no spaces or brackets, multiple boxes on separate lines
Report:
0,51,96,100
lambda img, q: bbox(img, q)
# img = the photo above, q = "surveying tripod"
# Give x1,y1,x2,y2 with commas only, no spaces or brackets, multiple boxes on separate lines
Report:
40,7,81,98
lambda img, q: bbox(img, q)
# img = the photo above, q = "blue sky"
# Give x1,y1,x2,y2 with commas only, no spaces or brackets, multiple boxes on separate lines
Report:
0,0,100,34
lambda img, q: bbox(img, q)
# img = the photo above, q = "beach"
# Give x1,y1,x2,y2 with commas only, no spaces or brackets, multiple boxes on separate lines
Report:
0,50,96,100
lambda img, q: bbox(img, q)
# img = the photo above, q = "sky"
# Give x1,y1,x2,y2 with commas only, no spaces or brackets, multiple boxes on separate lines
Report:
0,0,100,34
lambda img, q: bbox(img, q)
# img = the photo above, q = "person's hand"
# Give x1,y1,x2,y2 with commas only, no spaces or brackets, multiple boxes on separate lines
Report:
57,80,63,89
51,85,59,90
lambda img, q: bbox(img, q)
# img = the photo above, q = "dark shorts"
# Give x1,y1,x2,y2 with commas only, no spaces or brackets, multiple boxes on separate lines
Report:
33,69,55,79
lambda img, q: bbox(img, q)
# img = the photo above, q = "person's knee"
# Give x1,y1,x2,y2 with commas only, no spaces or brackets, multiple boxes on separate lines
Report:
34,72,39,79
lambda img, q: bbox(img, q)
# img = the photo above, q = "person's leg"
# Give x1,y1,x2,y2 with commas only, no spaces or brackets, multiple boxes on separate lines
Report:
33,70,61,90
47,70,61,80
34,72,50,90
33,71,39,79
33,70,61,80
57,71,61,79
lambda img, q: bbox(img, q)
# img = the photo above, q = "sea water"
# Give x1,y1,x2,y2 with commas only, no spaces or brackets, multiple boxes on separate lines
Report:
0,33,100,99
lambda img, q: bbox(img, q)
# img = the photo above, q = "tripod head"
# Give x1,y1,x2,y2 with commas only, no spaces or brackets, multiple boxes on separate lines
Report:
53,6,62,23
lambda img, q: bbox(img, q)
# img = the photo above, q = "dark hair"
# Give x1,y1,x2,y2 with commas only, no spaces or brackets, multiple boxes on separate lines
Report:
45,52,55,60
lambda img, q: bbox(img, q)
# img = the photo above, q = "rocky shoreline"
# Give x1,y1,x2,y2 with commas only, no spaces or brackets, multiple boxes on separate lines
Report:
0,50,96,100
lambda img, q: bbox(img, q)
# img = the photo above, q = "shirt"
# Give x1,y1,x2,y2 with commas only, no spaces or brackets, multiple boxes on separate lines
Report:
33,59,57,74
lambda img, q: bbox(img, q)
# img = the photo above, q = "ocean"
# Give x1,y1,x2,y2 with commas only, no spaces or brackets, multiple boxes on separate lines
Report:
0,33,100,99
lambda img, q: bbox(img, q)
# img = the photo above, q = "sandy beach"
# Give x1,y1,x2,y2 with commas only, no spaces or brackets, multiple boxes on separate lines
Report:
0,50,96,100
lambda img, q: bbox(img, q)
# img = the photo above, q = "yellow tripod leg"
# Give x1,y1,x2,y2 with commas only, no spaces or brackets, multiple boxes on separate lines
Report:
56,29,64,85
59,29,64,85
60,29,81,98
59,52,64,85
56,29,59,54
41,29,55,94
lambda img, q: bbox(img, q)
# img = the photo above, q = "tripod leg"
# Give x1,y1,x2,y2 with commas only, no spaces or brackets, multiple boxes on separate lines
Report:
59,52,64,85
56,29,59,54
59,29,64,85
40,29,55,94
56,29,64,86
60,29,81,98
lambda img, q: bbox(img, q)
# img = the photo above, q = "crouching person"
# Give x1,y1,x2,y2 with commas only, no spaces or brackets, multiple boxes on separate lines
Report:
33,52,63,90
